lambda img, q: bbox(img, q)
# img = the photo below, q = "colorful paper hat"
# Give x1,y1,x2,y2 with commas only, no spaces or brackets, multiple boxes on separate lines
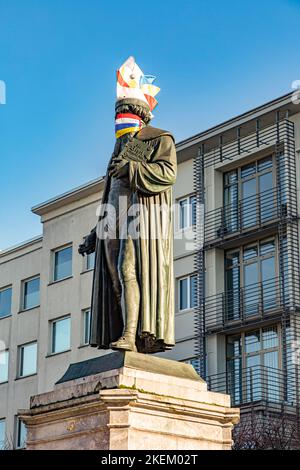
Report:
116,56,160,111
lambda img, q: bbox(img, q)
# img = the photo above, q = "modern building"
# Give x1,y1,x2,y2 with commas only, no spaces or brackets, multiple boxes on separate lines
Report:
177,91,300,448
1,91,300,449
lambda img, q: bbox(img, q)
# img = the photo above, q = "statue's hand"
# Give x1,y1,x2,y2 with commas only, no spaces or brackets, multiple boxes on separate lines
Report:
78,228,96,256
108,157,129,179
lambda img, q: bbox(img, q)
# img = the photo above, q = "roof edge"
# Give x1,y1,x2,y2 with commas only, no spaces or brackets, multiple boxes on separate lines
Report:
32,176,105,216
0,235,43,258
176,91,294,151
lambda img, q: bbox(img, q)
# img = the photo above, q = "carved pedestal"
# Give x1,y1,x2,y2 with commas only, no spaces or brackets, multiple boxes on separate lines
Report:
19,352,239,450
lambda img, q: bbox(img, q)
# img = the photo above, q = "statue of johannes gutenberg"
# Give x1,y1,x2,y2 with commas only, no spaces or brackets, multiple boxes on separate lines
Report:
79,57,177,354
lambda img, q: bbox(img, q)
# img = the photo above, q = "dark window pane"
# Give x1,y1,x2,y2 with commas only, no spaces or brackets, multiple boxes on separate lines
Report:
54,247,72,281
20,343,37,377
87,252,95,271
241,163,256,179
179,278,188,310
84,310,91,345
224,170,238,186
24,278,40,310
179,199,188,229
227,335,242,358
225,251,240,268
243,245,258,261
244,262,259,316
0,351,9,383
263,326,278,349
0,420,6,450
260,240,275,256
258,156,272,172
245,330,261,353
52,317,71,353
0,288,12,318
242,178,257,227
17,420,27,449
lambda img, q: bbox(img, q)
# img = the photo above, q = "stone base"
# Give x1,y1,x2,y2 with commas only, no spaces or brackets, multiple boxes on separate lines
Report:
19,352,239,450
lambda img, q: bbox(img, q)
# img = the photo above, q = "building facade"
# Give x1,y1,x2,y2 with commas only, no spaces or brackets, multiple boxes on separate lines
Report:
1,92,300,449
177,92,300,448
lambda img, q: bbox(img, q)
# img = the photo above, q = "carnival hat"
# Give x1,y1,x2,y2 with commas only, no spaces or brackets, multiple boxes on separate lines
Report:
116,56,160,112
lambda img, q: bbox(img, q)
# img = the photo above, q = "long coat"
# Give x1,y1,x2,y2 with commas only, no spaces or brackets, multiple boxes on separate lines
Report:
90,126,177,353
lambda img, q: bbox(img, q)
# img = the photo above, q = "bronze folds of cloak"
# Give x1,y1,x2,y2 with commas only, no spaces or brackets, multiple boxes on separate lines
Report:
79,98,177,354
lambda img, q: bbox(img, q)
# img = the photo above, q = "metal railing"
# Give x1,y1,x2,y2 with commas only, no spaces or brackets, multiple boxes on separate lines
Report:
204,276,289,334
204,185,296,248
207,365,297,408
202,118,294,168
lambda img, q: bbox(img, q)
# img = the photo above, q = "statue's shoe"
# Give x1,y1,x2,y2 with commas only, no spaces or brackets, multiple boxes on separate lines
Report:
110,336,137,352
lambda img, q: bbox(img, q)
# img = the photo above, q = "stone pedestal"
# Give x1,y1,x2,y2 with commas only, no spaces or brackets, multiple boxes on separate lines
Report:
19,352,239,450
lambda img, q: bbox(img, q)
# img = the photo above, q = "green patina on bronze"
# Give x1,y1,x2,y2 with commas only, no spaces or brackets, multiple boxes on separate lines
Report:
79,97,178,355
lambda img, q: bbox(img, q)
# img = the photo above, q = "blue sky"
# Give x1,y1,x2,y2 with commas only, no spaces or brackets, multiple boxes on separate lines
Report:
0,0,300,249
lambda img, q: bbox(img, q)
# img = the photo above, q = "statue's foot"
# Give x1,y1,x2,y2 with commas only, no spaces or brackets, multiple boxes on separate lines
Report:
110,336,137,352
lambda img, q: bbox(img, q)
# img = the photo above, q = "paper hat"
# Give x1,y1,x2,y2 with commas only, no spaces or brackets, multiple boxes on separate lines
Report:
116,56,160,111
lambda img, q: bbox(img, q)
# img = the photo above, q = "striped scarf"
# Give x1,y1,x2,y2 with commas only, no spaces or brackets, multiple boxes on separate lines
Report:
115,113,143,139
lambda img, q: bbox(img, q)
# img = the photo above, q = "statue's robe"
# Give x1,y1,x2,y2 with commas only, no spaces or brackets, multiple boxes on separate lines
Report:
90,126,177,353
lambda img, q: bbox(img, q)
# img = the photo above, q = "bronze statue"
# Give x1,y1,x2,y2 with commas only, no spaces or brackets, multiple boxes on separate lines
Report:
79,57,177,354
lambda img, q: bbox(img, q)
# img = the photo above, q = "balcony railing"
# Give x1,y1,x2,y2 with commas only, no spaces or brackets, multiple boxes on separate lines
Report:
204,276,287,334
207,365,297,408
202,118,294,168
204,186,290,248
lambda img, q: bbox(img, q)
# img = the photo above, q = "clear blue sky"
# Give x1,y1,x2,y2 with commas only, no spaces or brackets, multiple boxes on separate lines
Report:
0,0,300,250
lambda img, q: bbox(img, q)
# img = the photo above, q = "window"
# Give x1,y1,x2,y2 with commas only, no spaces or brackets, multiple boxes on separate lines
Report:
18,342,37,377
22,277,40,310
82,309,91,345
225,238,277,320
223,155,275,232
0,287,12,318
227,325,280,405
185,357,200,373
178,274,197,310
0,419,6,450
86,252,95,271
178,195,197,229
51,317,71,354
53,246,72,281
16,418,27,449
0,350,9,383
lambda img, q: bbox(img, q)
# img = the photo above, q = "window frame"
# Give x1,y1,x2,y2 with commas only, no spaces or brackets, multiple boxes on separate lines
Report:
86,252,96,272
226,324,282,404
225,237,278,290
227,325,282,370
0,285,12,319
82,309,91,346
177,274,197,312
177,194,197,230
223,154,277,231
21,275,40,311
50,315,71,355
15,417,27,450
52,244,73,283
17,341,38,379
0,349,9,384
0,418,6,450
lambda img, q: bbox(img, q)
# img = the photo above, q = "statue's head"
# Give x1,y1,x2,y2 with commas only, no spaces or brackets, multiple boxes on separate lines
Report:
115,56,160,123
115,98,152,125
